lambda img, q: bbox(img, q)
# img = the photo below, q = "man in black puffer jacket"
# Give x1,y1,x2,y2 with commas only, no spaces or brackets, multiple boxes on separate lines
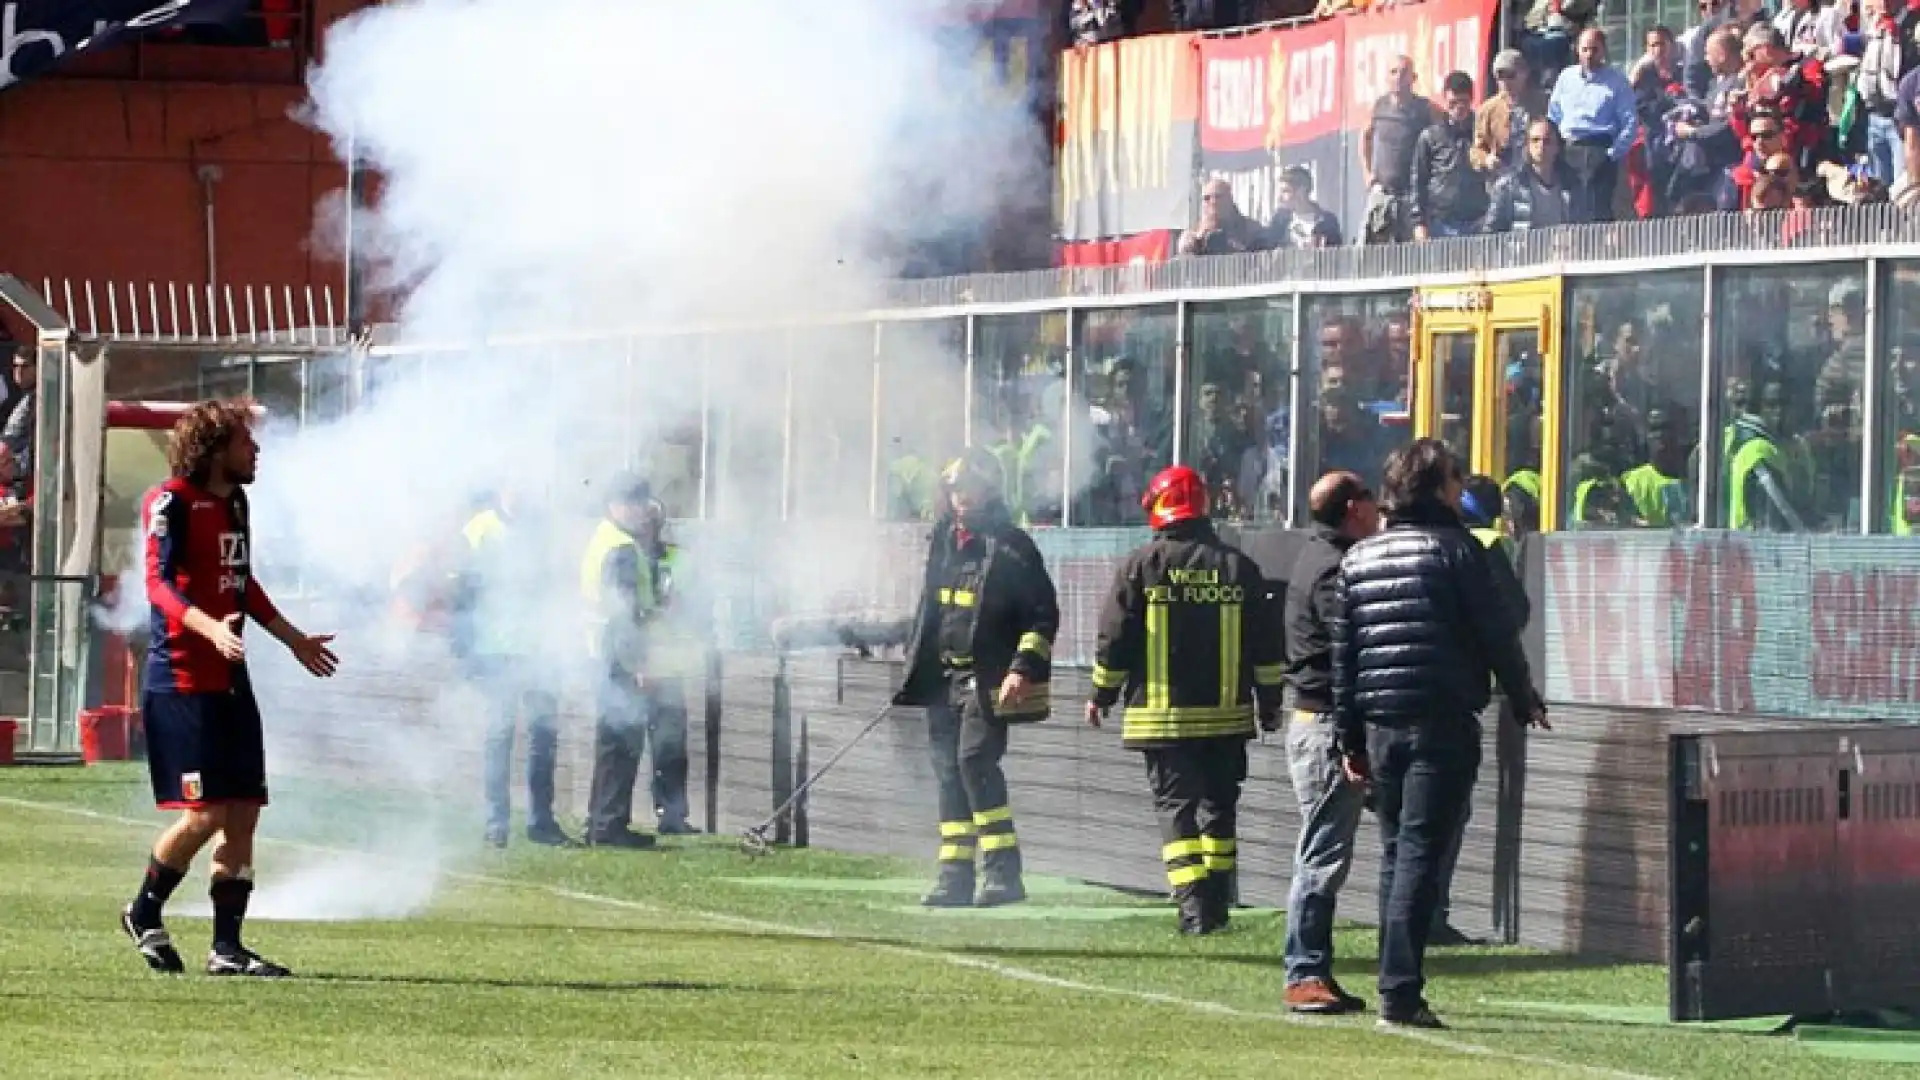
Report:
1331,438,1547,1030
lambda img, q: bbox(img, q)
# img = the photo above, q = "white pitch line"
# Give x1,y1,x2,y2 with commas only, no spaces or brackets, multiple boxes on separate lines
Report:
0,795,1661,1080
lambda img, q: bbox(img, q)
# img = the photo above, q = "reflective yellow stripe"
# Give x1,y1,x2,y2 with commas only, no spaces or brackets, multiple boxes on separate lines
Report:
998,683,1050,716
1253,663,1285,685
973,806,1013,826
1090,664,1127,690
1168,864,1210,887
1146,602,1170,712
950,589,975,607
1017,632,1050,659
979,833,1018,851
1121,707,1255,742
1202,854,1237,872
1198,836,1236,855
938,844,975,862
1219,603,1241,708
939,588,952,604
1162,839,1205,862
939,821,976,838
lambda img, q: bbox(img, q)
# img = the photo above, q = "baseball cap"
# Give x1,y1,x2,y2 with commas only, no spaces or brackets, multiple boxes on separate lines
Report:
1493,48,1524,76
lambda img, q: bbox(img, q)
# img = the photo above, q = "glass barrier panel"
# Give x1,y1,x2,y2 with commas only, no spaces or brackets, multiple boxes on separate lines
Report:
1562,271,1706,529
878,318,966,523
973,312,1067,527
1711,263,1866,532
1187,297,1294,525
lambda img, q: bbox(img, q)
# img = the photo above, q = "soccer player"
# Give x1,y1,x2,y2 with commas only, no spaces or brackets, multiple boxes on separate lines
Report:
121,399,339,977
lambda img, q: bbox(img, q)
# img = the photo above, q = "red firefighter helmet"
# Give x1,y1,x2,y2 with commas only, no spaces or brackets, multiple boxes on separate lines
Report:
1142,465,1208,529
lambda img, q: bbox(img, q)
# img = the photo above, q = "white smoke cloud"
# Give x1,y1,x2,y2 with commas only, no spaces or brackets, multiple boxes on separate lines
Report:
137,0,1045,920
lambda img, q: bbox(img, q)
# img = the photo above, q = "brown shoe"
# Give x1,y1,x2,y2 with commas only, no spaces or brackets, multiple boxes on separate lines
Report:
1285,977,1354,1014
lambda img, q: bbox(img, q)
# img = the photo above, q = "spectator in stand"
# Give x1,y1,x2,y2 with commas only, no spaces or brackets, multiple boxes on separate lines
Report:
1265,166,1344,248
1070,0,1139,46
1180,178,1268,257
1626,26,1688,216
1774,0,1845,62
1362,57,1441,244
1683,0,1738,96
1749,151,1799,207
1549,29,1639,222
1737,23,1830,175
1667,28,1751,208
1859,0,1907,186
1170,0,1243,30
1411,72,1491,239
1898,59,1920,203
1519,0,1598,79
1474,50,1551,177
1483,118,1578,231
3,345,34,476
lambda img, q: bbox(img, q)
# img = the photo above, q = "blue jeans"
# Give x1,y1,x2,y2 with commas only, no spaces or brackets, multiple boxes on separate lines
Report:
1869,114,1904,190
1283,711,1365,985
479,663,560,834
1369,720,1481,1015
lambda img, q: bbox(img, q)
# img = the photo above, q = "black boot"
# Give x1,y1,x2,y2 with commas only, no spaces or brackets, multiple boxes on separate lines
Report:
1202,872,1233,933
922,864,976,908
976,850,1026,907
1176,881,1212,935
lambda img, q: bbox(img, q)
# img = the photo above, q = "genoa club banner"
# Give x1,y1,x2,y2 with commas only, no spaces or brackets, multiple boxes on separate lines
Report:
0,0,248,93
1197,0,1495,243
1056,31,1201,266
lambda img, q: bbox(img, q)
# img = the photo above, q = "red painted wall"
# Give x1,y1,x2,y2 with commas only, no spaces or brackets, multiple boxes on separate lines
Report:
0,0,380,296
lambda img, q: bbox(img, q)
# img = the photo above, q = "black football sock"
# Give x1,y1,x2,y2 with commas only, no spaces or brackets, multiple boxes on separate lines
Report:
209,873,254,953
130,857,186,928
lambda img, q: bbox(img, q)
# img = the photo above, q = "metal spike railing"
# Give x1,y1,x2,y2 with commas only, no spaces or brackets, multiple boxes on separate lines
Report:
43,278,347,347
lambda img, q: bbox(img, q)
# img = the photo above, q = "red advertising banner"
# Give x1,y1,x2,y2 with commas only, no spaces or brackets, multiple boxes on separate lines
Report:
1195,0,1495,239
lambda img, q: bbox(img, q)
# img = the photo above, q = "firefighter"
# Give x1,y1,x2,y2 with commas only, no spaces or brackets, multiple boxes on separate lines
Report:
579,473,662,849
1086,464,1283,934
893,448,1059,908
635,497,700,834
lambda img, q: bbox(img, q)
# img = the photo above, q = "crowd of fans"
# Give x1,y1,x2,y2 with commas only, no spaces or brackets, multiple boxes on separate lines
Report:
1173,0,1920,257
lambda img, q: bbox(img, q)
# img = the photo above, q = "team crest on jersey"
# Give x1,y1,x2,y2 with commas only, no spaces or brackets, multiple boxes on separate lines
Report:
146,491,171,538
181,771,203,802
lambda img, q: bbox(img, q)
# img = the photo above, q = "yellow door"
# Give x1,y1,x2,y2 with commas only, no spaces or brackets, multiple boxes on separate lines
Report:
1412,279,1564,532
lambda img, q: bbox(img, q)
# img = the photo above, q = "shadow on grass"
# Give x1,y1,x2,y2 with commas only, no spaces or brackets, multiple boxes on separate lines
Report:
301,972,775,994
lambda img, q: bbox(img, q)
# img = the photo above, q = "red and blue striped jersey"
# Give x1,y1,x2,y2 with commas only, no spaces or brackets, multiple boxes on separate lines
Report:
142,477,280,694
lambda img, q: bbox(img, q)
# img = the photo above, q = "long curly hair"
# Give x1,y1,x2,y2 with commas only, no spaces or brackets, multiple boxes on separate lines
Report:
168,397,256,485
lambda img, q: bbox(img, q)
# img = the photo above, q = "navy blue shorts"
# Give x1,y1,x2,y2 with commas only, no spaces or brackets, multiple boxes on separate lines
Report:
141,682,268,810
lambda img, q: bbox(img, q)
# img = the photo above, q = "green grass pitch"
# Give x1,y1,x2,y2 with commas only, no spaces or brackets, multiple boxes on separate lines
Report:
0,765,1912,1079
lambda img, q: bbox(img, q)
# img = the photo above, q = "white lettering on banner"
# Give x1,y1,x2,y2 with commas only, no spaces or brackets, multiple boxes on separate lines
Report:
1207,57,1265,133
1213,166,1279,227
1426,18,1483,98
1286,41,1340,128
1348,32,1412,109
0,0,193,89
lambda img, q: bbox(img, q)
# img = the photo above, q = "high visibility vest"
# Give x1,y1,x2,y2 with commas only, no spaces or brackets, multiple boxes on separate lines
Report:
1469,526,1515,564
1895,435,1920,535
1728,436,1783,530
1621,463,1683,528
648,545,707,678
890,456,937,520
462,509,533,656
1504,469,1542,505
1572,478,1613,526
579,518,653,659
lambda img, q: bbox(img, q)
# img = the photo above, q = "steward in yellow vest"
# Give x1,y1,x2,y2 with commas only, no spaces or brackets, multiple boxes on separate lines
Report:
579,473,663,850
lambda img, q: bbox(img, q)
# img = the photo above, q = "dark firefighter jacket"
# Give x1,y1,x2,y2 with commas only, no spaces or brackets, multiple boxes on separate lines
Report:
1331,501,1539,755
1090,519,1284,748
894,503,1059,720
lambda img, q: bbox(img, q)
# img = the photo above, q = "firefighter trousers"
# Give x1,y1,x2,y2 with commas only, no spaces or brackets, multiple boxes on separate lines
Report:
927,675,1020,878
1145,736,1248,895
